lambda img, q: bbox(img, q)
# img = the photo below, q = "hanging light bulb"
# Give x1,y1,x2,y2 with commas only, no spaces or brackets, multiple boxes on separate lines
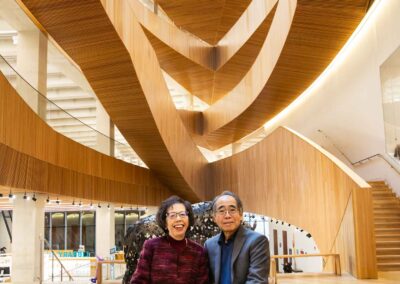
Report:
32,193,37,202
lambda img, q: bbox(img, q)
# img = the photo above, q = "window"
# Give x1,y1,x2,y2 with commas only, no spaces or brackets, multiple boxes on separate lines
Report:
66,212,80,251
51,212,65,250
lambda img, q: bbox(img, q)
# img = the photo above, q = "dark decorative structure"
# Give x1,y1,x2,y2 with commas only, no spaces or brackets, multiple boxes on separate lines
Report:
122,201,253,283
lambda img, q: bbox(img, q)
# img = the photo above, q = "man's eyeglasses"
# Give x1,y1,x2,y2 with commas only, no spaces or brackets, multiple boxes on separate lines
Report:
215,207,239,216
166,211,189,219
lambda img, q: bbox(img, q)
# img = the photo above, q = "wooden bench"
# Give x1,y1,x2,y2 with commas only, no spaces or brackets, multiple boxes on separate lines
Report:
270,253,341,284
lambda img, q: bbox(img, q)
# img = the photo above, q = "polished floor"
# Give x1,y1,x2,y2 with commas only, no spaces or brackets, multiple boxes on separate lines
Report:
276,272,400,284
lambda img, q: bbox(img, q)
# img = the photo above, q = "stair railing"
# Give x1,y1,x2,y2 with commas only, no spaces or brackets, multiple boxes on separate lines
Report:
40,237,74,282
1,211,12,242
317,129,400,176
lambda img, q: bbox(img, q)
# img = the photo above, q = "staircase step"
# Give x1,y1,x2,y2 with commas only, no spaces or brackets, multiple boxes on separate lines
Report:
375,227,400,232
374,222,400,229
373,199,399,204
375,234,400,241
376,240,400,248
372,189,392,194
376,248,400,255
369,181,387,185
374,204,400,210
374,211,400,218
377,263,400,271
377,255,400,263
372,191,397,197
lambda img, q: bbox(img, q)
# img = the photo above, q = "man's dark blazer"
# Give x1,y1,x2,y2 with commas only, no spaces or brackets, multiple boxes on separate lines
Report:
205,225,270,284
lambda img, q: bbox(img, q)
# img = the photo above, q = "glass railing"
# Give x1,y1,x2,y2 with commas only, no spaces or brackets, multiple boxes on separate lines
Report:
0,53,147,168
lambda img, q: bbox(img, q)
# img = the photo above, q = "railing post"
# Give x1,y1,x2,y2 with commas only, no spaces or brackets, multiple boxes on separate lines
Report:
51,251,54,282
39,236,43,284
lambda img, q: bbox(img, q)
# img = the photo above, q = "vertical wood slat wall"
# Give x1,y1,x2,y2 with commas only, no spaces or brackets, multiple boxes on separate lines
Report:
0,71,171,205
210,127,377,278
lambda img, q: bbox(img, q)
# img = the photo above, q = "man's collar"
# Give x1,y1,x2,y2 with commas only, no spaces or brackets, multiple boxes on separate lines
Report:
217,225,241,245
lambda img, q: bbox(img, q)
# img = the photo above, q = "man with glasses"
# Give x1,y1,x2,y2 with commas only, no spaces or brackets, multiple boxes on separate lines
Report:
205,191,270,284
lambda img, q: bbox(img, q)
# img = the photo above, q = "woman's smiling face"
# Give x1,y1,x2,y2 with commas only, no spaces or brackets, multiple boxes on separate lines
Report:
166,203,189,240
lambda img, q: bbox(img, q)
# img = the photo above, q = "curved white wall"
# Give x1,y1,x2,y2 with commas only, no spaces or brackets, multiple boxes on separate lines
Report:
264,0,400,196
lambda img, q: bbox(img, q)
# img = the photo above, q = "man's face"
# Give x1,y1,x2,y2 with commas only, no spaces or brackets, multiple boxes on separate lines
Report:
213,195,243,235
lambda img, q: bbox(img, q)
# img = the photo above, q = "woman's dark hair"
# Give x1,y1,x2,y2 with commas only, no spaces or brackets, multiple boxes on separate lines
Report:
156,195,194,233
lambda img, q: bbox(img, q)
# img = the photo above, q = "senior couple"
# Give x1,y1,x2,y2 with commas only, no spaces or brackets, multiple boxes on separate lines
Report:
130,191,270,284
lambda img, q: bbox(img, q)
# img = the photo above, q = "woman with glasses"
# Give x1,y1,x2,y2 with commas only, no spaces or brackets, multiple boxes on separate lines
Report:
130,195,209,284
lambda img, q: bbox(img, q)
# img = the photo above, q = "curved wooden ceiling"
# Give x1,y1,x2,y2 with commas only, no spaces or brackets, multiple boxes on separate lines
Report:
19,0,209,202
157,0,252,45
131,0,369,150
17,0,370,201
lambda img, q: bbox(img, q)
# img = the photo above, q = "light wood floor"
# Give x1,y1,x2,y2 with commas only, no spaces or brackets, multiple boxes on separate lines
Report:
276,272,400,283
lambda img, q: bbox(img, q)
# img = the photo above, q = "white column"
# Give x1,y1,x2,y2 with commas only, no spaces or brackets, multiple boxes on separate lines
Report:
95,100,114,156
95,204,115,258
16,29,47,119
11,193,45,284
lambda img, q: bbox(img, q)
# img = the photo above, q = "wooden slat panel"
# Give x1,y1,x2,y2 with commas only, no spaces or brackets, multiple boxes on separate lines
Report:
209,127,370,277
134,0,277,104
19,0,210,202
332,194,357,276
129,0,214,70
201,0,368,149
0,68,171,205
157,0,251,45
352,187,378,278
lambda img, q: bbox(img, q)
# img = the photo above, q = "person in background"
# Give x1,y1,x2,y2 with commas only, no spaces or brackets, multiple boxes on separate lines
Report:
205,191,270,284
130,195,209,284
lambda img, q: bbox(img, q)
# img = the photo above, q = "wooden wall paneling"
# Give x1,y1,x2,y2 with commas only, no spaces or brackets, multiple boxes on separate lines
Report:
157,0,251,45
210,127,373,278
215,0,278,69
0,143,171,205
0,68,172,205
138,1,277,105
202,0,296,148
332,193,357,276
128,0,214,70
18,0,210,201
103,0,210,201
202,0,369,150
352,187,377,278
142,29,214,104
1,71,166,188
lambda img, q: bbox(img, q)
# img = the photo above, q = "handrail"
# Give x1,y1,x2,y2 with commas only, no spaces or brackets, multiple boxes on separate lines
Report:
42,238,74,282
317,129,400,176
0,54,124,147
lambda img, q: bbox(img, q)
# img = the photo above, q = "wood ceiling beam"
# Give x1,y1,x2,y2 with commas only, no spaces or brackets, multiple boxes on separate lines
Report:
157,0,251,45
141,2,277,104
18,0,209,202
201,0,368,150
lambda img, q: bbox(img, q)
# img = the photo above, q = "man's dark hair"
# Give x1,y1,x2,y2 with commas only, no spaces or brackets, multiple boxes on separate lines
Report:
156,195,194,233
211,191,243,213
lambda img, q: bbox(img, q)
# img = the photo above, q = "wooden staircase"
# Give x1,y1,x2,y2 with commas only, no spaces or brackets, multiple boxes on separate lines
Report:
370,181,400,271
